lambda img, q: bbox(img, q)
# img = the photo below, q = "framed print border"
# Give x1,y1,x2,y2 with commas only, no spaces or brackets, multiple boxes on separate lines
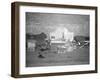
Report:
11,2,98,78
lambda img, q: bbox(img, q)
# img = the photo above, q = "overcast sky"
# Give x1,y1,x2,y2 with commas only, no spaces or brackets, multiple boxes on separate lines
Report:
26,12,90,37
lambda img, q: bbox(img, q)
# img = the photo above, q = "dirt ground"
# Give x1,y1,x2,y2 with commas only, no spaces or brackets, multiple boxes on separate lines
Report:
26,45,89,67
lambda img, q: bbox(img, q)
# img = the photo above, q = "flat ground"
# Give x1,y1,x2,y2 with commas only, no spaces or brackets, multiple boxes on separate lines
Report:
26,45,89,67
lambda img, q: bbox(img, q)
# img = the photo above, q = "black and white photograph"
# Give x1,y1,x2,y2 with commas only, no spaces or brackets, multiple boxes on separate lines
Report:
11,2,97,78
26,12,90,67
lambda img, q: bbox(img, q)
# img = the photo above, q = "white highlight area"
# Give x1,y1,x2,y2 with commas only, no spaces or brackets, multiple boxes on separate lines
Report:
50,27,74,42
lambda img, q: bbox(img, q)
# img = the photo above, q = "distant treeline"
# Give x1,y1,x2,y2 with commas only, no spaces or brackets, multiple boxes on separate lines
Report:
26,32,47,41
74,36,89,42
26,33,89,41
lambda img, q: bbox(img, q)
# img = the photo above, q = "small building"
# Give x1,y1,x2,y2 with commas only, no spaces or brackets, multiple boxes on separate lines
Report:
49,27,74,43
